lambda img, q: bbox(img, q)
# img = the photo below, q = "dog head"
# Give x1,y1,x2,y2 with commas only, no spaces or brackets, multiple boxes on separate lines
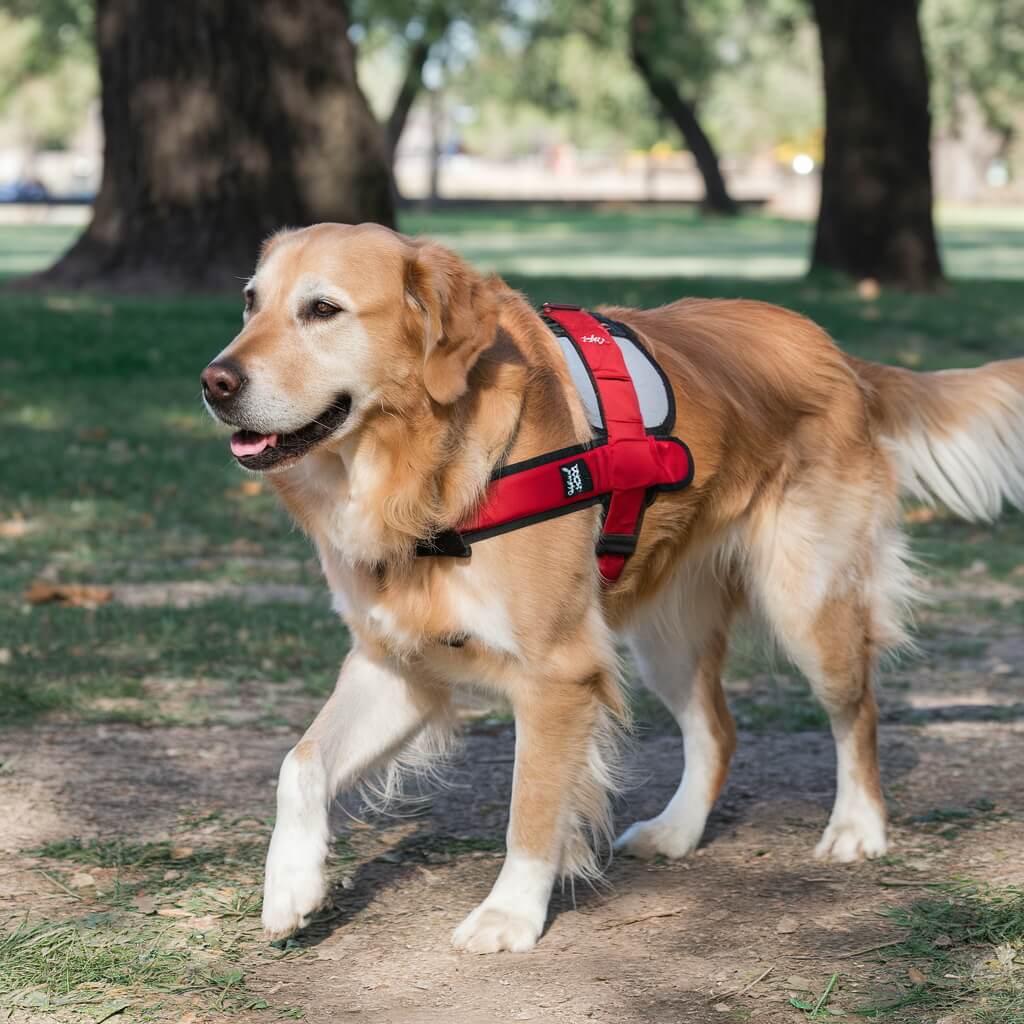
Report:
201,223,500,471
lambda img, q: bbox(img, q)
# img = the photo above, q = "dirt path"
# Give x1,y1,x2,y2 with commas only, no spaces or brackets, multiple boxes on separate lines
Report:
2,701,1022,1023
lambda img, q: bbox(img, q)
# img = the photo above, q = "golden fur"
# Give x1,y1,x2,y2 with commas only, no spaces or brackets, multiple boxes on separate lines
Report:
205,223,1024,953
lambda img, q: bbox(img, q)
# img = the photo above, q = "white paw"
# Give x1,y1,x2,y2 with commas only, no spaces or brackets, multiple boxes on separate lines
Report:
261,830,328,940
614,815,703,860
452,904,543,954
814,815,888,863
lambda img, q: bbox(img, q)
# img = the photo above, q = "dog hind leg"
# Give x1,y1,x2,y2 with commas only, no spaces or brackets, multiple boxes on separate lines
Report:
615,566,738,859
746,490,890,863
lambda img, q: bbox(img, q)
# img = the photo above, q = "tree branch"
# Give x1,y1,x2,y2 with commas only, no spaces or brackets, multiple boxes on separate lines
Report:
629,5,737,215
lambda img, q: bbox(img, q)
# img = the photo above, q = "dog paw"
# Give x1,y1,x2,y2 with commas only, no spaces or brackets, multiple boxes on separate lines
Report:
452,905,542,954
814,818,887,863
614,816,702,860
261,833,328,939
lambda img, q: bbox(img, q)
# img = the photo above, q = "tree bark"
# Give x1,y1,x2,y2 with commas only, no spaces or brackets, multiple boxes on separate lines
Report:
810,0,944,290
630,9,737,216
37,0,393,291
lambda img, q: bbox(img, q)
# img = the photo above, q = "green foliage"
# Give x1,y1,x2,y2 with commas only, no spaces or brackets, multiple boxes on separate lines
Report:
0,0,96,148
924,0,1024,139
454,14,662,154
446,0,819,159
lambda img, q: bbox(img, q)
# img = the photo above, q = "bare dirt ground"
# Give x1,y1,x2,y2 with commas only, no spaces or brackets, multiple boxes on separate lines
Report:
2,629,1024,1024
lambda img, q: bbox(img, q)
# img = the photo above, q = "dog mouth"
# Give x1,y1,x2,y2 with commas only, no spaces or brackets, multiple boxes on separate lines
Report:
228,394,352,471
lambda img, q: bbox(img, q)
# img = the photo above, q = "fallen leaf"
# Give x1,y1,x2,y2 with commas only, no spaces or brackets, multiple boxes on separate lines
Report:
133,894,157,915
92,999,131,1024
857,278,880,301
994,944,1016,968
163,869,181,881
0,519,35,538
25,581,113,608
907,967,927,986
169,846,194,860
933,934,953,948
712,1004,731,1013
776,914,799,934
157,907,190,918
69,872,96,889
77,427,109,442
903,506,937,524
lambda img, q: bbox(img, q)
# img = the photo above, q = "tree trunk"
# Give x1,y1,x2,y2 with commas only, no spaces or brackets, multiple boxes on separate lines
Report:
810,0,944,290
36,0,393,291
386,38,433,164
630,11,737,216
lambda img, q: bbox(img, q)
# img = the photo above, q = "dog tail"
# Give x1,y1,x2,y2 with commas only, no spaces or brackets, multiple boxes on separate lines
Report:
849,355,1024,520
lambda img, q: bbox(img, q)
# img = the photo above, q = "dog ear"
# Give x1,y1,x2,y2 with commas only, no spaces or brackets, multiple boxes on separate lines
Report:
405,241,499,405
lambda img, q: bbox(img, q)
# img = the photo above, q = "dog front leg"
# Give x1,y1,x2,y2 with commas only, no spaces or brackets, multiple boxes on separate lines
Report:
262,646,449,939
452,672,613,954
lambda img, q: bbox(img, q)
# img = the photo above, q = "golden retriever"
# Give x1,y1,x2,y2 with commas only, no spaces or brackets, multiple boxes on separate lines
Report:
201,222,1024,953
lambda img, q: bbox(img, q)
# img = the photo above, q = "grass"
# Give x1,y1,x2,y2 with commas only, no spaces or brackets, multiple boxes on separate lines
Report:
0,916,261,1018
860,883,1024,1022
1,822,295,1020
7,206,1024,282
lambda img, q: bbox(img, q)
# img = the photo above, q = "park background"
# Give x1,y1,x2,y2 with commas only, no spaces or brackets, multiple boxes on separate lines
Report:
1,2,1024,1023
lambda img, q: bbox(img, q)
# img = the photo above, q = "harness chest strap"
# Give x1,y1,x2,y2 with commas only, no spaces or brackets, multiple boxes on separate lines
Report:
419,304,694,583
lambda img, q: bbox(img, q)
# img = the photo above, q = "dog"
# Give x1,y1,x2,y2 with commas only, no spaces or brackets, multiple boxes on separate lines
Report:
201,222,1024,954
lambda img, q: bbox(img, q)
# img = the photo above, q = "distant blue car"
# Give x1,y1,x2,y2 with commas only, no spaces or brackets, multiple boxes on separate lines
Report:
0,179,49,202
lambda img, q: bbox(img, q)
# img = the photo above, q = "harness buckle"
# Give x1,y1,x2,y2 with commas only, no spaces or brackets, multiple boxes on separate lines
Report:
595,533,638,557
415,529,472,558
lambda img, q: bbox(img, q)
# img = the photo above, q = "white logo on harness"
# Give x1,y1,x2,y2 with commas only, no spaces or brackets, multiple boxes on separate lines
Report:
560,459,593,498
580,334,605,345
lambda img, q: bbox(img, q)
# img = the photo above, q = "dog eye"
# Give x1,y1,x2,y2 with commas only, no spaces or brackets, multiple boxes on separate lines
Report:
312,299,340,319
243,290,254,313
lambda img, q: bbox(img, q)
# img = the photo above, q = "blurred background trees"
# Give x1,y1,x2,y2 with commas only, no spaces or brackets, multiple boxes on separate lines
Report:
0,0,1020,291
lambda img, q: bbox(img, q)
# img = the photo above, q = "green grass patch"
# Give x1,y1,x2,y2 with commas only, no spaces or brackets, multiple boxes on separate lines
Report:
859,883,1024,1022
0,915,272,1020
1,599,347,728
898,798,1009,843
34,836,235,871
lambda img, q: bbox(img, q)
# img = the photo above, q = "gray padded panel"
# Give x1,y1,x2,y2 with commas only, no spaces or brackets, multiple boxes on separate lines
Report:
555,333,671,432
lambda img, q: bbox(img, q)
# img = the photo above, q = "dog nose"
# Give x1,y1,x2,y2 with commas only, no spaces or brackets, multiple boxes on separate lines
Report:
202,361,243,402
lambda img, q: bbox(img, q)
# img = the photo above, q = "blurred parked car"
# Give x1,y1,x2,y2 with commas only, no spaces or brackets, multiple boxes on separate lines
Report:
0,178,50,202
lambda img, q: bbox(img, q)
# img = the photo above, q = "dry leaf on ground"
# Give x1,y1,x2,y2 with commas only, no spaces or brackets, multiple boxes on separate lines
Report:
25,581,113,608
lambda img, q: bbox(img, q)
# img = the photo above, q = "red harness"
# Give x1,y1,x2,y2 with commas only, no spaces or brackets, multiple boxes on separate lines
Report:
418,304,694,583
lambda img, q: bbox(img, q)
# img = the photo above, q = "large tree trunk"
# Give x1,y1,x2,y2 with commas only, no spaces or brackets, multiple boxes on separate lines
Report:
37,0,393,291
630,6,737,216
810,0,944,290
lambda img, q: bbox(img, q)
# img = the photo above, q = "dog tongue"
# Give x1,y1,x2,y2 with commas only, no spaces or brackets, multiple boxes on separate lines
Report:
230,431,278,457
